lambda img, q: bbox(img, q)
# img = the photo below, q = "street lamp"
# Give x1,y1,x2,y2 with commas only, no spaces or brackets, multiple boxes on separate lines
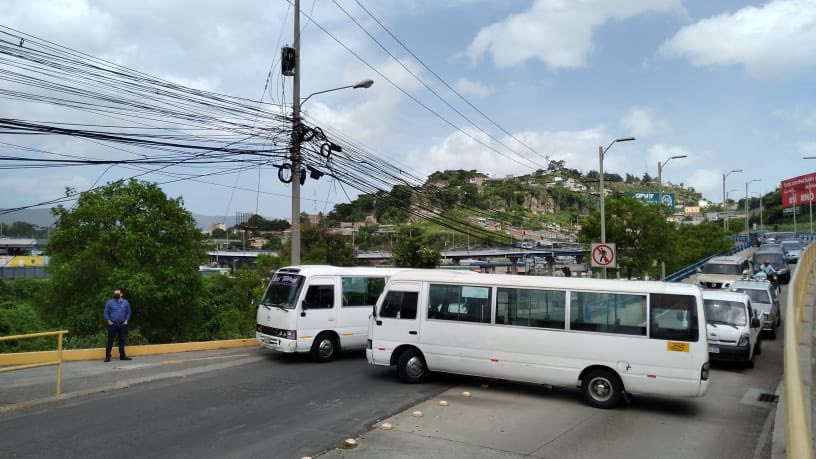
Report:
722,169,742,231
751,192,763,231
598,136,635,279
290,79,374,265
725,189,739,232
300,79,374,106
657,154,687,212
745,179,760,236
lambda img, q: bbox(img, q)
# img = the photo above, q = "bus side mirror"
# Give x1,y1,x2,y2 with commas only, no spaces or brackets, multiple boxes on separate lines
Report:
750,317,760,328
696,267,702,273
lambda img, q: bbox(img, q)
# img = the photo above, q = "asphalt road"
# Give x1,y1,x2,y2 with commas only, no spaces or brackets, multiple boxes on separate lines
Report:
0,351,460,458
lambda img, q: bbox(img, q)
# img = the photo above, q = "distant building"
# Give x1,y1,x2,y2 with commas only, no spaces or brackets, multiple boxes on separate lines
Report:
209,223,226,235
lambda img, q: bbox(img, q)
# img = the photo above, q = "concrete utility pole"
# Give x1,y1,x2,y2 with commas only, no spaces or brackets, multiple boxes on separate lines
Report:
598,137,635,279
745,179,759,236
657,154,686,212
290,0,302,265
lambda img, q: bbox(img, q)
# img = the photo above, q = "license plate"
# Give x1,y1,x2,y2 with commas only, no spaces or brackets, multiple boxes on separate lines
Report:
708,344,720,354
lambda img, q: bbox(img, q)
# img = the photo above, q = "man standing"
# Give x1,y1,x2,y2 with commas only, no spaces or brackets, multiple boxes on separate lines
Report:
104,289,132,362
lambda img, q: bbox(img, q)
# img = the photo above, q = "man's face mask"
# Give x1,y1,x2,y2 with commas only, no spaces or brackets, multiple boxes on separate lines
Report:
114,294,121,299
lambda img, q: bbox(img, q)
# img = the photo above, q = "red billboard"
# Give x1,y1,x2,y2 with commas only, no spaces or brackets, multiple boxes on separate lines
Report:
781,172,816,208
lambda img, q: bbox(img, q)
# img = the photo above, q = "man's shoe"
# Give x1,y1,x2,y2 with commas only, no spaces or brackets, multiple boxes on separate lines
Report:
104,357,111,362
120,357,132,361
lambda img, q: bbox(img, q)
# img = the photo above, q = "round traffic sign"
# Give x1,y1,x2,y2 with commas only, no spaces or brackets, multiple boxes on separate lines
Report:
591,243,615,267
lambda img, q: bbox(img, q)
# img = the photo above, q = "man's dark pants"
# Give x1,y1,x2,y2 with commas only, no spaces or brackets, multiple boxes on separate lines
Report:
106,322,128,359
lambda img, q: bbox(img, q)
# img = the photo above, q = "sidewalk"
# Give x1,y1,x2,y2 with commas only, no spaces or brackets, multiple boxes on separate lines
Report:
0,347,266,411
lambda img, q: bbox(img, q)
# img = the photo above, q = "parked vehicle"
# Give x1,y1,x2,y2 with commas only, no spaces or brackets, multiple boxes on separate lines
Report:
256,265,403,362
696,255,752,290
368,271,710,408
782,239,804,264
751,250,791,284
702,290,761,368
731,279,780,338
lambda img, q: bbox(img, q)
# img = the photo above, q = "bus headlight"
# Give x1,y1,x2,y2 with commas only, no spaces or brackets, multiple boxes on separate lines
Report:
738,333,750,347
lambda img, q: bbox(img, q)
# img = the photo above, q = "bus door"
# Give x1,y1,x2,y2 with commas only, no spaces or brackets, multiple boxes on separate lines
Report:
336,276,387,350
374,282,421,350
298,276,338,345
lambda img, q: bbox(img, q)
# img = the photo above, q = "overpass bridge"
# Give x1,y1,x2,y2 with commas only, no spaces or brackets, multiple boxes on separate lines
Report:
2,240,816,458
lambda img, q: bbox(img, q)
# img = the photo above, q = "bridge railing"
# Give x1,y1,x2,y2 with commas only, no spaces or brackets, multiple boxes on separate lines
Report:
784,242,816,459
0,330,68,395
664,240,752,283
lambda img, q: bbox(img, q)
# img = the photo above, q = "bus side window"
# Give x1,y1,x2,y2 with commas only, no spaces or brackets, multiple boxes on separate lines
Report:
650,293,698,342
380,291,418,319
303,285,334,309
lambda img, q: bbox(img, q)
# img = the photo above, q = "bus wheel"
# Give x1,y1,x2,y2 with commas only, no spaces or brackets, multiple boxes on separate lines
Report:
310,333,338,363
582,369,622,409
397,349,427,384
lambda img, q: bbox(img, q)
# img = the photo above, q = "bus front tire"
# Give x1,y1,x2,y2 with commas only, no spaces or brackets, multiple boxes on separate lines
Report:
310,333,338,363
582,369,622,409
397,349,427,384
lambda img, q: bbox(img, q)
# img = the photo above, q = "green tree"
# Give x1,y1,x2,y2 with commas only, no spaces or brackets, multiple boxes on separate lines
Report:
279,224,356,266
2,221,37,237
579,195,676,279
393,228,440,268
46,180,206,343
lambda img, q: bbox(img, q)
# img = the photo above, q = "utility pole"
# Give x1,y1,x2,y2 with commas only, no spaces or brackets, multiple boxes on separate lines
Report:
290,0,302,265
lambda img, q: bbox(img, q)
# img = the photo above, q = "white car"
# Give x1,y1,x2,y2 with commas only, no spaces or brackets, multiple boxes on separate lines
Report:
702,290,762,368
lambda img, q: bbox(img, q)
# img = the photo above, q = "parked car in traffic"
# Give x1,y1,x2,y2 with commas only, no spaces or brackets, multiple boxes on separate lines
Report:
782,239,804,264
731,279,780,338
702,290,762,367
696,255,751,290
751,250,791,284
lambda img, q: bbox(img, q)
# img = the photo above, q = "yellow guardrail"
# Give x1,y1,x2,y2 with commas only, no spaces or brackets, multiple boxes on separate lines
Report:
0,330,68,395
785,244,816,459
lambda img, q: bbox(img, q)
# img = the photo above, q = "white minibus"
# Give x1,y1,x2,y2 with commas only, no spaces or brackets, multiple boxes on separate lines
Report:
367,270,710,408
256,265,403,362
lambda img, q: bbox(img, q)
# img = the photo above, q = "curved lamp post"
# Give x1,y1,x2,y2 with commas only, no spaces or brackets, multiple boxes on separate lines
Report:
657,154,687,212
722,169,742,231
598,136,635,278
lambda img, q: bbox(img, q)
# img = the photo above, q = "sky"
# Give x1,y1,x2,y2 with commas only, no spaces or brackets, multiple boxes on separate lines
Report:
1,0,815,223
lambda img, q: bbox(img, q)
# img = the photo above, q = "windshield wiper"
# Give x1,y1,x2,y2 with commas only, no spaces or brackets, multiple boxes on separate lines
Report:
262,302,289,312
708,320,738,329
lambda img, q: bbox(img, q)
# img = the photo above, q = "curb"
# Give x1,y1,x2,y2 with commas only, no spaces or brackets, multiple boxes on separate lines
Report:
0,338,259,366
0,354,266,415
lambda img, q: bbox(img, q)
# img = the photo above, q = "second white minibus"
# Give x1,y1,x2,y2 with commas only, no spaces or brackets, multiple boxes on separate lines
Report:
367,270,710,408
256,265,402,362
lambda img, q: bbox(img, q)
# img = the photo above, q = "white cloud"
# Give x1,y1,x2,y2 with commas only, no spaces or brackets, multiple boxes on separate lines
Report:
453,78,493,98
403,125,617,178
620,107,668,138
686,168,727,204
647,143,694,168
659,0,816,79
467,0,682,69
773,107,816,130
799,142,816,156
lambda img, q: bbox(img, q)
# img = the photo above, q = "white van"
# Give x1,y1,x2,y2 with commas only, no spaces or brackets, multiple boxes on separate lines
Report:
368,270,710,408
702,290,762,368
256,265,403,362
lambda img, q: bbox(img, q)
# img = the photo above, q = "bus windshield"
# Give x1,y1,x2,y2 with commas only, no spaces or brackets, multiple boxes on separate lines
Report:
261,273,304,309
701,263,741,275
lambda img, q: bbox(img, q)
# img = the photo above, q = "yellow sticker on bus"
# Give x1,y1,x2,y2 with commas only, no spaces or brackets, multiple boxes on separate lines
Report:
667,342,689,352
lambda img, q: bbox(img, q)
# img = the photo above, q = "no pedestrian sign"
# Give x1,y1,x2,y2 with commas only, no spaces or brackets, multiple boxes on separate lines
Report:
590,243,616,268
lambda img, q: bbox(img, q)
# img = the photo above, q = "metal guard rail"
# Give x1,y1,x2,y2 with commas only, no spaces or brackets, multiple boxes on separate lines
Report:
784,243,816,459
0,330,68,395
664,241,751,283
